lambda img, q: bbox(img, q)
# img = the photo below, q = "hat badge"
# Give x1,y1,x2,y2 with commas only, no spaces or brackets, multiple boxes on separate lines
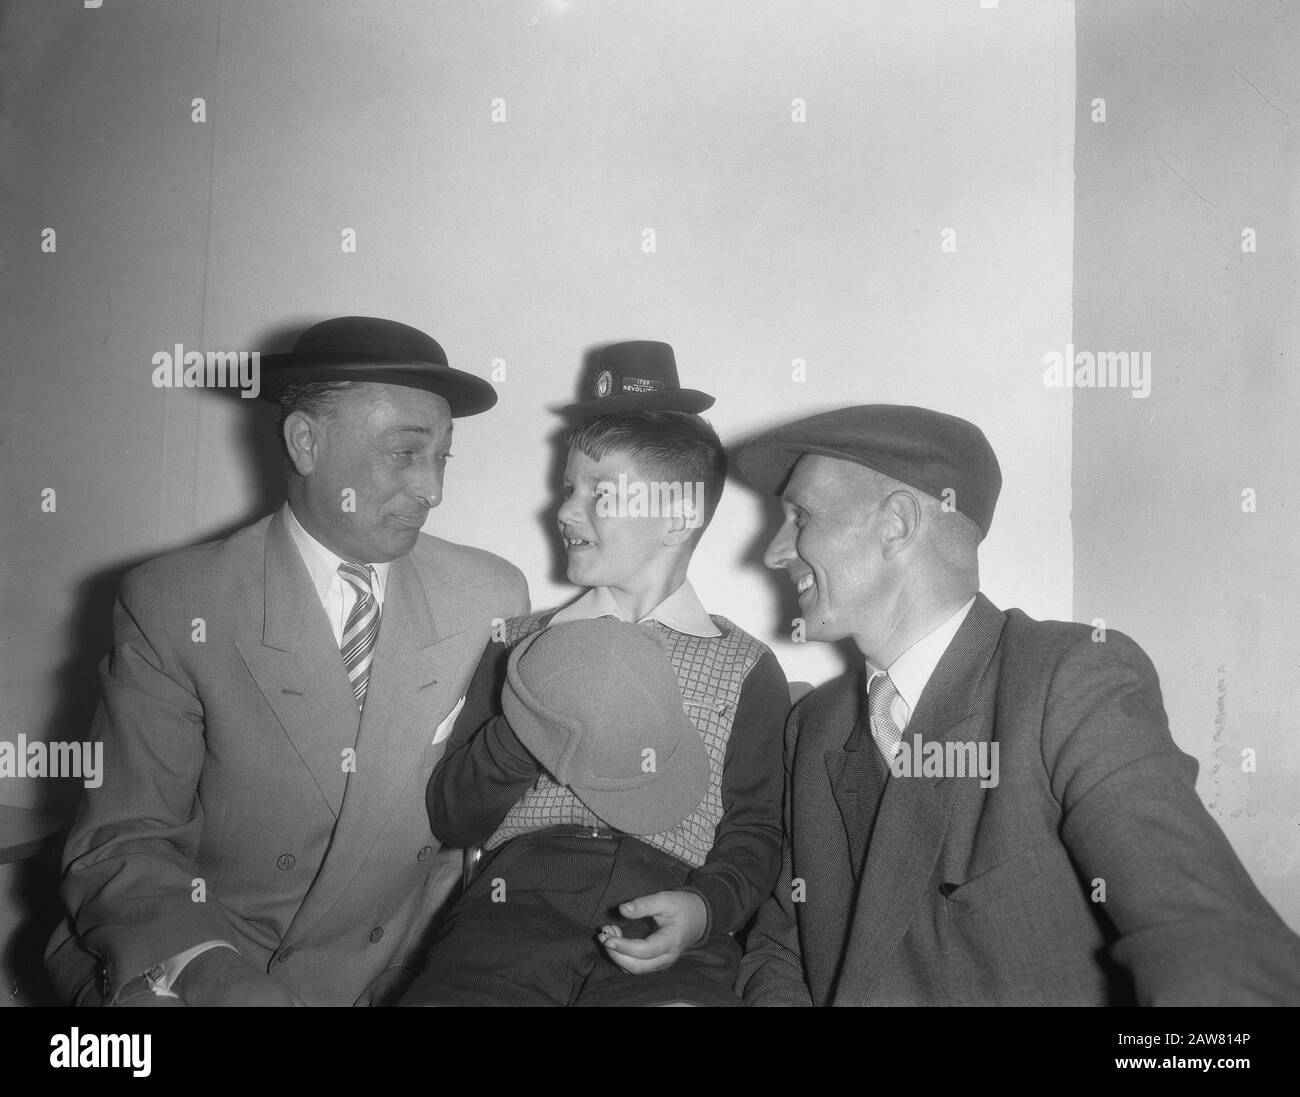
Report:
595,369,613,398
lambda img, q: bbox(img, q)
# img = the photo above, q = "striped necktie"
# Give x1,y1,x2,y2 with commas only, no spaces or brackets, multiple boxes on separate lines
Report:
867,671,903,763
338,561,380,710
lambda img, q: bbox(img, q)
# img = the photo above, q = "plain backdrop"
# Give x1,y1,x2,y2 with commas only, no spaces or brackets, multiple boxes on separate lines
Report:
0,0,1294,1003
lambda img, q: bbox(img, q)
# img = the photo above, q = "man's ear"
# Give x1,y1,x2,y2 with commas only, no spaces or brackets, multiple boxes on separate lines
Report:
880,489,921,560
283,410,322,477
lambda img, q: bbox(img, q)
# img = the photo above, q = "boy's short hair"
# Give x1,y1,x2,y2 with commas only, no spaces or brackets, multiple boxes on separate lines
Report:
563,411,728,533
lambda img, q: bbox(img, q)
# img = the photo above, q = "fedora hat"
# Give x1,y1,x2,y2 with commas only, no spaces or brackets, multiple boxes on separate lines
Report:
562,340,715,419
259,315,497,416
502,618,711,836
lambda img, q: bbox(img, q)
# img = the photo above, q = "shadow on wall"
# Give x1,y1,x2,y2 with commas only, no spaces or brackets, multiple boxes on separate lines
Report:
9,327,302,1005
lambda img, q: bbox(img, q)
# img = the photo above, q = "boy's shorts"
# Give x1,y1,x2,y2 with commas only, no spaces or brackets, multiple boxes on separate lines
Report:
398,826,742,1006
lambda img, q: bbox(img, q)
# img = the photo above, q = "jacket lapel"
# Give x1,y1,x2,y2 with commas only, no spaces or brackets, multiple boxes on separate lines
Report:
286,547,471,942
833,594,1006,1003
824,668,876,875
815,674,871,963
234,508,359,817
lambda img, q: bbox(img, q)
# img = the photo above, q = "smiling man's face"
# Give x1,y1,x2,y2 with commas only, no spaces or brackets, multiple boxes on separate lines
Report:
763,454,889,644
290,382,454,564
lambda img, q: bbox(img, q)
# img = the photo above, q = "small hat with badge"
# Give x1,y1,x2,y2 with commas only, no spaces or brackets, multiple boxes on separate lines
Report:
502,618,712,836
259,315,498,416
562,340,715,419
735,404,1003,538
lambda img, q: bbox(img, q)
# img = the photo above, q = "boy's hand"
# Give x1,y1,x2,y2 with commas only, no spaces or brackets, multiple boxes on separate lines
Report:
598,890,707,973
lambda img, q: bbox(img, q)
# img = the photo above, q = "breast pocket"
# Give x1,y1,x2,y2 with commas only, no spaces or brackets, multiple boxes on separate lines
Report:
431,694,467,746
406,696,465,783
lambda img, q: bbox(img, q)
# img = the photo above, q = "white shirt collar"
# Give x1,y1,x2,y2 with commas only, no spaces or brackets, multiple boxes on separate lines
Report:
283,502,390,607
549,580,720,638
867,595,976,730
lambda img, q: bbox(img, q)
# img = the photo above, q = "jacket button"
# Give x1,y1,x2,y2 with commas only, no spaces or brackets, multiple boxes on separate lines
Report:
278,946,294,962
417,846,432,862
277,854,296,870
369,927,384,943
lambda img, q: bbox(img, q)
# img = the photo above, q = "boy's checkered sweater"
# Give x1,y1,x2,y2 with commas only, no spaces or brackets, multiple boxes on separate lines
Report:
484,611,768,868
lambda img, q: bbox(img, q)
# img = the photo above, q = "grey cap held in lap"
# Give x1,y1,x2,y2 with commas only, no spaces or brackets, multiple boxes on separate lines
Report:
502,618,711,836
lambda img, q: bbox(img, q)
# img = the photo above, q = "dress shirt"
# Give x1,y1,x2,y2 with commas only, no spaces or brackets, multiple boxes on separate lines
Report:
549,579,721,638
866,595,977,735
284,503,390,644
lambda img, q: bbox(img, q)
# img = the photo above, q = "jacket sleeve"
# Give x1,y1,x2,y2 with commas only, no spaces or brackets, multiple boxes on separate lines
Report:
735,693,816,1007
425,630,543,849
367,562,532,997
1043,630,1300,1005
681,649,789,940
58,567,242,1002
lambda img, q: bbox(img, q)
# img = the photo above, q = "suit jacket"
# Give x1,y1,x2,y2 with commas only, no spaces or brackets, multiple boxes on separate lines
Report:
738,593,1300,1006
46,506,528,1006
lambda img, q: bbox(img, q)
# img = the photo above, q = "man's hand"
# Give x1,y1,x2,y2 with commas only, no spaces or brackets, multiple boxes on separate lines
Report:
173,946,304,1006
598,890,707,974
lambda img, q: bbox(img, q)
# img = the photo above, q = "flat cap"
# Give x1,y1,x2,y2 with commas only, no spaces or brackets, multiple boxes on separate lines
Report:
734,404,1002,537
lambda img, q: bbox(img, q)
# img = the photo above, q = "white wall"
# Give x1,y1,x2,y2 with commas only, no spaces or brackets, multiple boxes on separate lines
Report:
1073,0,1300,931
0,0,1075,1000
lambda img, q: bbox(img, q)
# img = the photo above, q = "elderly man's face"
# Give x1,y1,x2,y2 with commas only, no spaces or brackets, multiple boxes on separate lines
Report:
293,383,453,564
763,454,887,644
